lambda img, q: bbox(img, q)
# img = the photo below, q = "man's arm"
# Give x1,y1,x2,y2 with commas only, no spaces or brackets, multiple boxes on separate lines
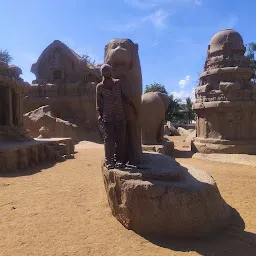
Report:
120,84,138,117
96,85,103,120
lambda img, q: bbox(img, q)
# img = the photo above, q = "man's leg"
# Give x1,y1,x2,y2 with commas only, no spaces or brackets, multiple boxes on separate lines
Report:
103,122,115,168
114,120,126,166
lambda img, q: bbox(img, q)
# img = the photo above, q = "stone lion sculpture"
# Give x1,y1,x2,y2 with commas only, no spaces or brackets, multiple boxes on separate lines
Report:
141,92,170,145
104,38,142,164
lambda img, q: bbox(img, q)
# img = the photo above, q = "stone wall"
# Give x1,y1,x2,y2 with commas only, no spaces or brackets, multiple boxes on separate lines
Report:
24,82,98,132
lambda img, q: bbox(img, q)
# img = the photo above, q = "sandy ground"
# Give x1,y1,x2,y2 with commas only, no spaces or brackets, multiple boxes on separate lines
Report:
193,153,256,167
0,136,256,256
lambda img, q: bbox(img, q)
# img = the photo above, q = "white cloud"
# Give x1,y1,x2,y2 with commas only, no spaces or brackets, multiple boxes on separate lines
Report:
178,75,190,89
124,0,203,9
172,75,195,102
101,9,170,32
142,9,170,29
152,41,160,47
226,15,239,29
172,87,195,102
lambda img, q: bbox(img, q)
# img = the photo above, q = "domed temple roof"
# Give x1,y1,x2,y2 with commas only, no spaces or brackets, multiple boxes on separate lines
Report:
208,29,245,54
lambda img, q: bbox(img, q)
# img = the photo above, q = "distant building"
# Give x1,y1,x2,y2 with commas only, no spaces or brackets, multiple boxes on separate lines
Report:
23,41,102,142
31,40,100,84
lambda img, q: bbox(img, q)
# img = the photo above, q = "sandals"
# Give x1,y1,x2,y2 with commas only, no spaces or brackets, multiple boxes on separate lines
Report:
115,162,126,169
106,163,115,170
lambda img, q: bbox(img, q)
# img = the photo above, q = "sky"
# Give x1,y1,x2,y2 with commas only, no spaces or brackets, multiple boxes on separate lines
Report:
1,0,255,102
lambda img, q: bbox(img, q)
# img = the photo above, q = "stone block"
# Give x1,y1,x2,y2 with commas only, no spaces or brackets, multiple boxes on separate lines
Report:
102,152,231,237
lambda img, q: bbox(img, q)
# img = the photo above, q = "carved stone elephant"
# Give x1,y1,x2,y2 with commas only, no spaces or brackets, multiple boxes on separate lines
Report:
104,38,143,164
141,92,170,145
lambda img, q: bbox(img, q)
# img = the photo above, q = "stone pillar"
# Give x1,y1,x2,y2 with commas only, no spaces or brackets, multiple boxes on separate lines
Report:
18,95,23,126
7,87,13,126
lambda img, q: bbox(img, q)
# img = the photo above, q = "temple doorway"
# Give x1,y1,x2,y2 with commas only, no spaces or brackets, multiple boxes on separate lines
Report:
12,89,19,125
53,70,62,80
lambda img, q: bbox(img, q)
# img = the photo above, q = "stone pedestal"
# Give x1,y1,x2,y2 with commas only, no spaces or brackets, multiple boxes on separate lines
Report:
0,138,74,173
102,152,231,237
193,101,256,154
142,139,174,156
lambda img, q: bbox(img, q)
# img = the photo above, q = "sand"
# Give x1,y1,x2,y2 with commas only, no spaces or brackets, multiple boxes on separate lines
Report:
193,153,256,167
0,137,256,256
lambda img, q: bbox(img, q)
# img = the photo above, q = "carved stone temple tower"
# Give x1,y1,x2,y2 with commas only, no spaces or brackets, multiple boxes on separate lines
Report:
192,29,256,154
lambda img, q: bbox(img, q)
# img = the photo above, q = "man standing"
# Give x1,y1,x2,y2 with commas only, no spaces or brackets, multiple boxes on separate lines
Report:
96,64,137,169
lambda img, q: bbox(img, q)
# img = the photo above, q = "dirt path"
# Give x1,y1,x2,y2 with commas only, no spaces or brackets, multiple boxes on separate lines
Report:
0,138,255,256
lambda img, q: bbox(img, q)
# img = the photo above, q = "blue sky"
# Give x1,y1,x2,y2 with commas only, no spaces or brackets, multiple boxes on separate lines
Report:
1,0,255,101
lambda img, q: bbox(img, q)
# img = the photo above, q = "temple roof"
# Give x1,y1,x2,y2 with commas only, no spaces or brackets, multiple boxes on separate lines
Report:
208,29,245,54
31,40,99,76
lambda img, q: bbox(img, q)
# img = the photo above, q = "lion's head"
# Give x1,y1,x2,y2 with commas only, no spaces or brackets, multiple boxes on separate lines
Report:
104,38,142,107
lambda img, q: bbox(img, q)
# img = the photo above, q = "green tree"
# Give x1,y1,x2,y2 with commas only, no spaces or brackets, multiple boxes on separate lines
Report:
166,94,181,122
184,97,194,124
144,82,168,94
82,53,96,66
246,42,256,81
0,49,13,64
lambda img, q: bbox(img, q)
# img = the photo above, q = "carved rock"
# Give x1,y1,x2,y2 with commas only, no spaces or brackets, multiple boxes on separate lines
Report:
0,138,74,173
141,92,170,145
104,38,143,164
193,29,256,154
24,105,80,142
102,152,231,237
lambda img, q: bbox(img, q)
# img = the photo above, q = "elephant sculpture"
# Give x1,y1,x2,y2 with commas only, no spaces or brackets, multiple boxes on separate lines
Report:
141,92,170,145
104,38,143,164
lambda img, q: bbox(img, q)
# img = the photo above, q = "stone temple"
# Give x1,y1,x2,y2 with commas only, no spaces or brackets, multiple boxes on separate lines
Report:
0,60,74,173
24,40,102,142
192,29,256,154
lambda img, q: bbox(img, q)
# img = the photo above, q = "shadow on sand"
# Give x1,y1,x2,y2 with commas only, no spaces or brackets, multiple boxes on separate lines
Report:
0,157,75,178
141,198,256,256
174,148,195,159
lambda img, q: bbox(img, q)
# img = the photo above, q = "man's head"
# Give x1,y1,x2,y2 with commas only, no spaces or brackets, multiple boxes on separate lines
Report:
100,64,112,79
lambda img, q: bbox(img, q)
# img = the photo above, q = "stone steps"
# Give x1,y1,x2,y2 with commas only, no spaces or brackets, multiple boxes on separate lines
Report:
0,138,74,173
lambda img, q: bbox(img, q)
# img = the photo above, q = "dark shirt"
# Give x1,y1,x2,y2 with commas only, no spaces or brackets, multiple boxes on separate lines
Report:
96,78,129,122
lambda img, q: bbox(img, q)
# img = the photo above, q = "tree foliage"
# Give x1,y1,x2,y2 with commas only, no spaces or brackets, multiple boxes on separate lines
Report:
82,53,96,65
144,82,195,124
246,42,256,81
144,82,168,94
0,49,13,64
167,97,194,124
184,97,195,124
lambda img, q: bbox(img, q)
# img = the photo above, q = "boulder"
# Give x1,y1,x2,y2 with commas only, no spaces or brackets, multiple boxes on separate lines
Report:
164,124,170,136
185,129,197,144
102,152,231,237
177,127,191,136
167,121,179,136
142,139,174,156
24,105,79,142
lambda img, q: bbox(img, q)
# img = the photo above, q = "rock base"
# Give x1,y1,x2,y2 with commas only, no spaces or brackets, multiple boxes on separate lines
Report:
192,137,256,154
0,138,74,173
142,139,174,156
102,152,231,237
